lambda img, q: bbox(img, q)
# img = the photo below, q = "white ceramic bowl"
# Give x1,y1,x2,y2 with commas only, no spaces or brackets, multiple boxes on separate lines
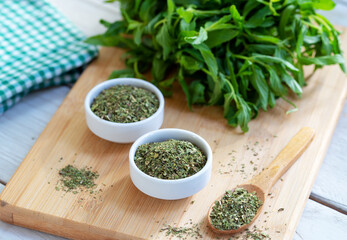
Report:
129,128,213,200
85,78,164,143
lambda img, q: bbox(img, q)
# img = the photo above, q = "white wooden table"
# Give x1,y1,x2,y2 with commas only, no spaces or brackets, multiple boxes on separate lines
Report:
0,1,346,239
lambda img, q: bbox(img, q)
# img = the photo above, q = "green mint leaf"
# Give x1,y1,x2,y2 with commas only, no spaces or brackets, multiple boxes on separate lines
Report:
152,57,169,82
299,54,345,66
252,54,299,72
108,69,135,79
250,65,269,111
155,23,174,60
177,7,194,23
184,27,208,45
193,43,218,79
280,67,303,96
190,81,206,104
312,0,335,10
178,68,192,109
244,6,272,28
205,30,238,49
179,55,203,74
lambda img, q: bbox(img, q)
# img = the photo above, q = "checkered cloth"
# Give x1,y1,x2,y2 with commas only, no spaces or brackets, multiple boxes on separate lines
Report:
0,0,98,114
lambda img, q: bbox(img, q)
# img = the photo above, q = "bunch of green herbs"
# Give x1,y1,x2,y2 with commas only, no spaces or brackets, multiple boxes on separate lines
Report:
134,139,207,180
209,188,262,230
87,0,345,132
91,85,159,123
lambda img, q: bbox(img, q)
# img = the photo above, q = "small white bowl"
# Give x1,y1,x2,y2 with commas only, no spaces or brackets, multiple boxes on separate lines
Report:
85,78,164,143
129,128,213,200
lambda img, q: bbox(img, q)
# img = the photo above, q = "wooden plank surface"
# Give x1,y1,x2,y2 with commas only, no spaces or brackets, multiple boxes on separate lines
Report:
0,86,70,183
311,102,347,208
1,26,347,240
294,200,347,240
0,184,65,240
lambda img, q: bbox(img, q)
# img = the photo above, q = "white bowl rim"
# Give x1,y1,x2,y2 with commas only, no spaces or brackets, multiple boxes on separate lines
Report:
129,128,213,183
85,78,164,127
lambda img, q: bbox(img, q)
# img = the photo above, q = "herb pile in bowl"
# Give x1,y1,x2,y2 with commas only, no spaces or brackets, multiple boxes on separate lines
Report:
134,139,207,180
91,85,159,123
86,0,345,132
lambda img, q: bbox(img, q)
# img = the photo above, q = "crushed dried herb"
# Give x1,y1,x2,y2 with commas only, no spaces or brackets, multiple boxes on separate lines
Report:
134,139,207,180
90,85,159,123
56,165,99,193
160,224,203,239
210,188,262,230
245,229,271,240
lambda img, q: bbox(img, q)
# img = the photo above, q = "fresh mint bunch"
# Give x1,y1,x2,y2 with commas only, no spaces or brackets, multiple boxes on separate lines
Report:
87,0,345,132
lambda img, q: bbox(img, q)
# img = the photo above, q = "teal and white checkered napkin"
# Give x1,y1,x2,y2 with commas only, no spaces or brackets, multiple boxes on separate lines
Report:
0,0,98,114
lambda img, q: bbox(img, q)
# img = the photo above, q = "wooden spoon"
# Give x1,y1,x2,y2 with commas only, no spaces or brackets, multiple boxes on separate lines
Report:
207,127,315,235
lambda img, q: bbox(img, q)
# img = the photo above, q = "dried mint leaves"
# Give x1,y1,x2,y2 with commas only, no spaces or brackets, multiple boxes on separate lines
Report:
91,85,159,123
210,188,262,230
134,139,207,180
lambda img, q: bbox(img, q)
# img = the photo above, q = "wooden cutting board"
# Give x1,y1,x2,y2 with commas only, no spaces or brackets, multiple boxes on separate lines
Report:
1,28,347,240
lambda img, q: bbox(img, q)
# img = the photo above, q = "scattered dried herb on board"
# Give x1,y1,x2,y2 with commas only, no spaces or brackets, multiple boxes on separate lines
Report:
210,188,262,230
90,85,159,123
160,224,203,239
134,139,207,180
56,165,99,194
245,228,271,240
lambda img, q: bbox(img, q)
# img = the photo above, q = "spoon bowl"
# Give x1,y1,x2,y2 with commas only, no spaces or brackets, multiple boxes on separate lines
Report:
207,184,265,234
207,127,315,234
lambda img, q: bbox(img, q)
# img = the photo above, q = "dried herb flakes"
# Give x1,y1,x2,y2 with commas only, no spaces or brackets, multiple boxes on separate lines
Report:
91,85,159,123
210,188,262,230
135,139,207,180
160,224,203,239
57,165,99,193
245,229,271,240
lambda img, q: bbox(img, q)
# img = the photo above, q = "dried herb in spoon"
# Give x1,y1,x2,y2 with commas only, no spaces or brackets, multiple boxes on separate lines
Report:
134,139,207,180
91,85,159,123
210,188,262,230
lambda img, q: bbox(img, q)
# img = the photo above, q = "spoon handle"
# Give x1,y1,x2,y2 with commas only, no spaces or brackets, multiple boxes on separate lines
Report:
250,127,315,193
